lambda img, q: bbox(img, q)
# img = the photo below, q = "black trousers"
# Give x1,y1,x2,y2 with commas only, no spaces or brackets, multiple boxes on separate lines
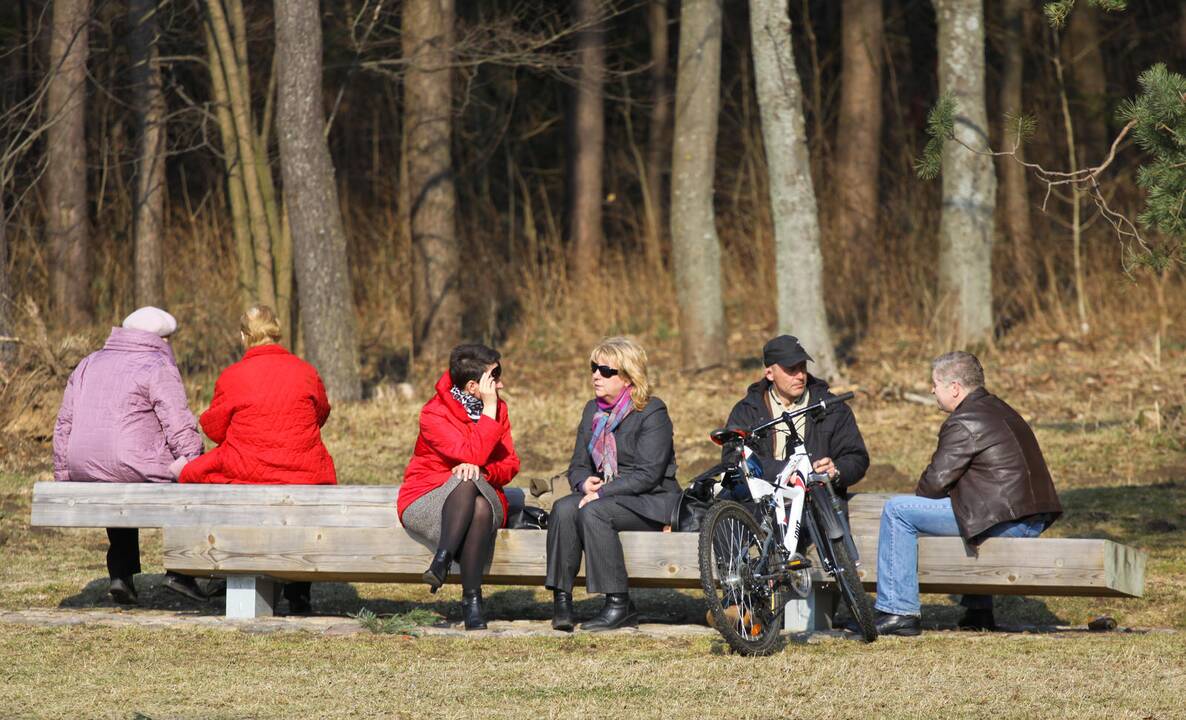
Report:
106,528,142,580
545,493,664,595
105,528,196,586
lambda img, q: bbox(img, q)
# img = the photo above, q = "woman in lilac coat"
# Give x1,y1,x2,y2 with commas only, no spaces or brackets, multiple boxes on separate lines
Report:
53,306,207,605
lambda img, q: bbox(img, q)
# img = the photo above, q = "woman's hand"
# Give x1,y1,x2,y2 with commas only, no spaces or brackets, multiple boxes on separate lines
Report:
582,476,604,495
452,463,481,481
579,493,599,508
478,369,499,418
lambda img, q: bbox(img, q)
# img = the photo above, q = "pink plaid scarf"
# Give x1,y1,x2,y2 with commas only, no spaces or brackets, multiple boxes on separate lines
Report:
588,387,634,481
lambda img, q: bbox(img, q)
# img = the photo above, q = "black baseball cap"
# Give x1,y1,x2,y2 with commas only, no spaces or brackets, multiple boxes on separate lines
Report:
762,335,813,370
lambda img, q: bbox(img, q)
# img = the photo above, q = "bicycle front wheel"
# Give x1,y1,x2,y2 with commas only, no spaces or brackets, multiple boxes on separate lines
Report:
827,534,878,642
698,501,783,656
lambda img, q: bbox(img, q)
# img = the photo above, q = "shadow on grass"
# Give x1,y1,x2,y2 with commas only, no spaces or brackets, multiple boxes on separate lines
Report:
1053,480,1186,552
58,574,225,614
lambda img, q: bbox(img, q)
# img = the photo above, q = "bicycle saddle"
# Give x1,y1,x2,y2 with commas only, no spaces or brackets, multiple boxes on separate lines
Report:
709,427,748,446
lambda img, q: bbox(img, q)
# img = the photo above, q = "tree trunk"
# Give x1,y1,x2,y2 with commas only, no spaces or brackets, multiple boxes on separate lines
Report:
670,0,726,370
643,0,670,273
46,0,92,327
832,0,882,281
997,0,1037,305
1064,3,1108,164
275,0,361,402
404,0,460,360
204,20,255,309
0,190,14,372
934,0,996,347
568,0,606,280
750,0,838,380
129,0,165,308
205,0,276,309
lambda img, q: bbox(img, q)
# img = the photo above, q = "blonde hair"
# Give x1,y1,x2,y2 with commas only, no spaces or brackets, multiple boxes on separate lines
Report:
240,304,282,348
590,336,652,411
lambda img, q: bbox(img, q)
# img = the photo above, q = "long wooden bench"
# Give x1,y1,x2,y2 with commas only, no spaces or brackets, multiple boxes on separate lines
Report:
31,482,1147,626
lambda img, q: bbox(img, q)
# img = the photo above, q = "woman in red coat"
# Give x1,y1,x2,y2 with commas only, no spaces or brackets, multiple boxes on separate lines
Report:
180,304,336,613
398,343,519,630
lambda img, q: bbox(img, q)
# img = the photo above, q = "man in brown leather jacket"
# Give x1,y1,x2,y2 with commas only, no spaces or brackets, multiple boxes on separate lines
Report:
870,351,1063,636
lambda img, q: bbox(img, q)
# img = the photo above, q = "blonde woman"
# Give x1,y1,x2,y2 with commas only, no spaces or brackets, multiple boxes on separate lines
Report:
180,304,336,614
545,337,680,631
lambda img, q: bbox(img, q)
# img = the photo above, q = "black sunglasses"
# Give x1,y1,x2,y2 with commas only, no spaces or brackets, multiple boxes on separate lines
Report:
590,361,619,378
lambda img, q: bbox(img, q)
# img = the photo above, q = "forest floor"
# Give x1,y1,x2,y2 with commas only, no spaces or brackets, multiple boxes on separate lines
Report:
2,324,1185,718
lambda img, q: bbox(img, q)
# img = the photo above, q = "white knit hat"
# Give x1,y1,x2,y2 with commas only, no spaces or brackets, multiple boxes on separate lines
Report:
122,306,178,337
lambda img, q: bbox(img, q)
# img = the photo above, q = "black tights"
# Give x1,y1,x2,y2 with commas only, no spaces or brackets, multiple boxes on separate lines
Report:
436,480,494,593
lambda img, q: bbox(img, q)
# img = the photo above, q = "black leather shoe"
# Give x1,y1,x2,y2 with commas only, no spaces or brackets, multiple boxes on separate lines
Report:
461,590,487,630
958,608,996,631
580,593,639,632
422,550,451,593
109,577,138,605
162,573,207,602
873,611,921,637
552,590,575,632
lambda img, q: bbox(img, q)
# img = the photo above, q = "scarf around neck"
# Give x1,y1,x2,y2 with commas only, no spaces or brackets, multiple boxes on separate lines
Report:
450,385,485,422
588,387,635,481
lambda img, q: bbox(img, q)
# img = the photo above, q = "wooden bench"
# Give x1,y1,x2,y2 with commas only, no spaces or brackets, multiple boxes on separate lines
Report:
31,482,1147,626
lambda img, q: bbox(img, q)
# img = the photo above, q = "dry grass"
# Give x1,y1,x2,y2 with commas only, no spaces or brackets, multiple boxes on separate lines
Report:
0,624,1183,719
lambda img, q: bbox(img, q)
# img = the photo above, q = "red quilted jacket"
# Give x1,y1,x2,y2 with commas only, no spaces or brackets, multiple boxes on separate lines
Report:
397,372,519,525
180,343,336,485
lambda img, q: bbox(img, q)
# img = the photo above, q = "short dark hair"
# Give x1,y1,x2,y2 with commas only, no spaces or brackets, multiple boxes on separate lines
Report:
449,344,501,387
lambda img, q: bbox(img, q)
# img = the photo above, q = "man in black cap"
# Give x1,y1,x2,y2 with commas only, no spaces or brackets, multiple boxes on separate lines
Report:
723,335,869,497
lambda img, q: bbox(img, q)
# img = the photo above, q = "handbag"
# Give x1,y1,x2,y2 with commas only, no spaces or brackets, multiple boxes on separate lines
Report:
669,463,725,533
507,505,549,530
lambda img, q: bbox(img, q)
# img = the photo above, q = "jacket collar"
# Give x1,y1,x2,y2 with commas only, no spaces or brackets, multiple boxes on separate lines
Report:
952,386,990,414
243,343,290,360
102,327,175,360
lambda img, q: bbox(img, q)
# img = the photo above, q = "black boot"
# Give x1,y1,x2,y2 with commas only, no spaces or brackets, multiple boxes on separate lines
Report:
422,550,451,593
580,593,638,632
461,590,487,630
552,590,574,632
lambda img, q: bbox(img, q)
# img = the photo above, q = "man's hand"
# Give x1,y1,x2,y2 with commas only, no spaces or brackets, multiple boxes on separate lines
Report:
452,463,481,481
812,457,839,482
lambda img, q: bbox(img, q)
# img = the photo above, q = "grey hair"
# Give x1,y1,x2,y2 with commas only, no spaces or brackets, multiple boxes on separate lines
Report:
931,351,985,390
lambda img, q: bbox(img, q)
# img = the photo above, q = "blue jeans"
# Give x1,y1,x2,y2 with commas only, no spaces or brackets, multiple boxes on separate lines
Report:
874,495,1045,616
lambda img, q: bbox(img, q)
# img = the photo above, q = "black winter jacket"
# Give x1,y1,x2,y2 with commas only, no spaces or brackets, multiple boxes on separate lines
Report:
723,376,869,498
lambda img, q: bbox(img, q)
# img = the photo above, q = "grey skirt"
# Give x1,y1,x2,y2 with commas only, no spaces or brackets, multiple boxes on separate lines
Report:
401,475,504,547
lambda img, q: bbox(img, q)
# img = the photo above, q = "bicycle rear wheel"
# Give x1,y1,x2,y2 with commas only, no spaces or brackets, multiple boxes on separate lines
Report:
698,501,783,656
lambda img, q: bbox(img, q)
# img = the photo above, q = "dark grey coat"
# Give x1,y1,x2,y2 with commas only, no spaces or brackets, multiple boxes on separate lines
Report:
566,396,680,524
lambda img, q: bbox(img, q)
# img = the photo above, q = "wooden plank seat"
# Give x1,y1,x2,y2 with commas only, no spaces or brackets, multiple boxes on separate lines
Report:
31,483,1147,624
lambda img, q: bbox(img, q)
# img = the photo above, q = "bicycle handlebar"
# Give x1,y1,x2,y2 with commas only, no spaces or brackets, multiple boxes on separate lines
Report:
747,391,855,437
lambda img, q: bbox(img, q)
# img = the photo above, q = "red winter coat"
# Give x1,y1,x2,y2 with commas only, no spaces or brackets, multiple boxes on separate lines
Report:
180,343,336,485
397,372,519,526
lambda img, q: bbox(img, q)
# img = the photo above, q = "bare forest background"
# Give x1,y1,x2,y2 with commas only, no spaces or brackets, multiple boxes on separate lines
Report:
1,0,1185,428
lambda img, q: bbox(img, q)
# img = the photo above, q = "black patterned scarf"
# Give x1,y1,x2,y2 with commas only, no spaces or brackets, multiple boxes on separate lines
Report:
450,385,484,422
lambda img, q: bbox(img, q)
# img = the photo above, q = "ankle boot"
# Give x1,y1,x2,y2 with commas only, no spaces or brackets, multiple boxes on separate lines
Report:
422,550,451,593
461,590,487,630
552,590,575,632
580,593,639,632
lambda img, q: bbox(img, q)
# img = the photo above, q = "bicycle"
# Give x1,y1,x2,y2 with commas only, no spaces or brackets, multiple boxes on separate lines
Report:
696,391,878,655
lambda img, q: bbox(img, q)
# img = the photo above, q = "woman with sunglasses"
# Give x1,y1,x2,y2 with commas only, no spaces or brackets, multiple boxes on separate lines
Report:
546,336,680,631
398,343,520,630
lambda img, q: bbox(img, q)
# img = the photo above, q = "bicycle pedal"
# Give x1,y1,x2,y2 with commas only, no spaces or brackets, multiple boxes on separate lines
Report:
785,558,813,571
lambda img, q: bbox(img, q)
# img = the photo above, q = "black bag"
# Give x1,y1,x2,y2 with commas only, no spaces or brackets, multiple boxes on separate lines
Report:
507,505,549,530
669,463,724,533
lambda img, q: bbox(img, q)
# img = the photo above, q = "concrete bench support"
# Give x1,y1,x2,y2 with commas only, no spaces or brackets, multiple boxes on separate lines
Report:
225,575,278,619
